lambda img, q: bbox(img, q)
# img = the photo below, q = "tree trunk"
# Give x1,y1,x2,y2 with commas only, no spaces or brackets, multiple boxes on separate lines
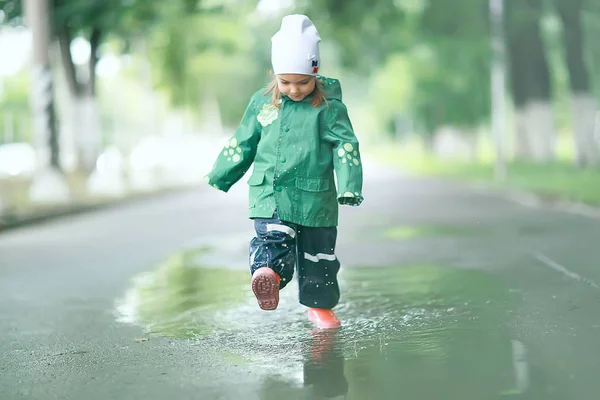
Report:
24,0,69,203
57,26,80,97
88,28,101,97
506,0,556,162
57,25,103,174
490,0,507,180
554,0,598,167
512,108,530,158
73,94,101,173
506,9,530,160
3,111,14,143
26,0,61,171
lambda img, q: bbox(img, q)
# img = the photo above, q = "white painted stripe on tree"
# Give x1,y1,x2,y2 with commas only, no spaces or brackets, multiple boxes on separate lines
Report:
31,65,53,166
266,223,296,238
304,252,337,263
32,66,52,110
32,66,53,146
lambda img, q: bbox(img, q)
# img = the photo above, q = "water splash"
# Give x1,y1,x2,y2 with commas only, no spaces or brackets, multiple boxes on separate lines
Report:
115,249,522,398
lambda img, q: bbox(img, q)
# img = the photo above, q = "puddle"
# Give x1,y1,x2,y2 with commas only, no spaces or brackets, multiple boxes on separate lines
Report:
115,250,251,338
115,248,540,398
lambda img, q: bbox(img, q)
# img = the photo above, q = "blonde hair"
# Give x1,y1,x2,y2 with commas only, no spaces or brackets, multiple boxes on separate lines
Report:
264,72,327,108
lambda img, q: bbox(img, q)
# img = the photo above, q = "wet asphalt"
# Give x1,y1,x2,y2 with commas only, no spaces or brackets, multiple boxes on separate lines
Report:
1,158,600,399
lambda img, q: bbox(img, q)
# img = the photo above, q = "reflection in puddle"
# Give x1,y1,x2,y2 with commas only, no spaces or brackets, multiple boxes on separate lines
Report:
509,339,530,394
115,249,536,399
304,329,348,398
115,250,250,337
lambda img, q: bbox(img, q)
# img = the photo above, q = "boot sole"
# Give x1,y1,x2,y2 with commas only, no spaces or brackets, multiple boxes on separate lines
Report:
251,272,279,311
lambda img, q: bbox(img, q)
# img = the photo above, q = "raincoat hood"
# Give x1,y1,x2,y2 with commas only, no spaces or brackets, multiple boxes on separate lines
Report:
319,76,343,101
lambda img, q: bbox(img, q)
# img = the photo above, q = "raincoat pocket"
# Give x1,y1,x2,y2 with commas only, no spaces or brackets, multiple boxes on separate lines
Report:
247,170,266,186
248,169,268,209
295,177,330,192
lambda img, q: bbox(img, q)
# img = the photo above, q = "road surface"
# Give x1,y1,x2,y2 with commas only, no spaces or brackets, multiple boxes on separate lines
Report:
1,159,600,399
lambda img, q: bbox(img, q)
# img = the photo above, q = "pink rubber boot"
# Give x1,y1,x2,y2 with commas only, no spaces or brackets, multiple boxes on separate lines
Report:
308,308,341,329
251,267,281,311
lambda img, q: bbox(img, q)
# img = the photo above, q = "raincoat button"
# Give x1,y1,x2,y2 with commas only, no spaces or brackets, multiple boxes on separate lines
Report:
280,157,286,163
275,186,282,192
285,127,290,132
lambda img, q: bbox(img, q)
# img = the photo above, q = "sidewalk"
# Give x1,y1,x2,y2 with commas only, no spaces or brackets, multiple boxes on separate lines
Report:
0,176,198,232
0,134,227,233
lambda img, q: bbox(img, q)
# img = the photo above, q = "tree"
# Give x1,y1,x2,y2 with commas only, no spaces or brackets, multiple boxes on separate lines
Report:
413,0,492,132
1,0,153,173
305,0,493,138
144,1,266,127
505,0,556,163
350,0,492,147
300,0,413,74
554,0,598,167
1,0,191,173
22,0,70,203
52,0,166,174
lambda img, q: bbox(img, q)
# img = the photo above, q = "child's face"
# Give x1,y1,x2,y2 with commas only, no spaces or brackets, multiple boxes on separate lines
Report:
277,74,316,102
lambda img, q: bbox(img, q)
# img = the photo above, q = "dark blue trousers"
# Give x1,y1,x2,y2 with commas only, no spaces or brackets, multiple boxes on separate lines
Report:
249,211,341,309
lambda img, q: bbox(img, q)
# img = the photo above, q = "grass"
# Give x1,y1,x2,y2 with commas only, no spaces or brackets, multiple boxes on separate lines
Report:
369,139,600,206
383,224,488,240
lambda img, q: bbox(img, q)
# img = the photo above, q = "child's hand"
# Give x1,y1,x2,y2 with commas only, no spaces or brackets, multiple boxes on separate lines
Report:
338,195,362,206
202,175,220,191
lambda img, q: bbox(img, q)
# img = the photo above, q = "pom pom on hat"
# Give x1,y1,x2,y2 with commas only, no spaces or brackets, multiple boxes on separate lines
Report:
271,14,321,76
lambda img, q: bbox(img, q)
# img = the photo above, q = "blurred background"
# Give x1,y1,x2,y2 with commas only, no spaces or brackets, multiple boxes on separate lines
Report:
3,2,600,399
1,0,599,223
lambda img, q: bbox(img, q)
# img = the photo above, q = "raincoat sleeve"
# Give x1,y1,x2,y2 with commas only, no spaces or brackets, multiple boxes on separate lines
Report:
205,95,261,192
324,100,364,206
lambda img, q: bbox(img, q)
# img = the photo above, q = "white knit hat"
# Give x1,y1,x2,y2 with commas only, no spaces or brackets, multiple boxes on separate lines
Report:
271,14,321,76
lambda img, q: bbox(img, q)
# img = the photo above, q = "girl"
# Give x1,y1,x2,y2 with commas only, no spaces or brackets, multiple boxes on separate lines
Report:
205,14,363,329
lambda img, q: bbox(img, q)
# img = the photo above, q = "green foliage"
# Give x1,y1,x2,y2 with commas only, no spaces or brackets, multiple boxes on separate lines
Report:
4,0,597,139
0,71,28,109
146,5,266,124
0,0,151,36
368,53,415,135
301,0,414,73
0,0,22,25
1,0,264,126
411,0,492,131
358,0,492,135
0,71,32,142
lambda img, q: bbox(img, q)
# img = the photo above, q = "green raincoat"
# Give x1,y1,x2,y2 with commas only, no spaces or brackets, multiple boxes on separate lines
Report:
206,76,363,227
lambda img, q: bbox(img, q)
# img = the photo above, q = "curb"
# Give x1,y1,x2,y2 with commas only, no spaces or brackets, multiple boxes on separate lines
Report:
431,176,600,220
371,156,600,220
0,186,198,234
501,188,600,219
367,146,600,219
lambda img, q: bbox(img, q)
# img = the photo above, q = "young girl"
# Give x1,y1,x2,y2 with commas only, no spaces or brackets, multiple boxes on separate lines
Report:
205,14,363,329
